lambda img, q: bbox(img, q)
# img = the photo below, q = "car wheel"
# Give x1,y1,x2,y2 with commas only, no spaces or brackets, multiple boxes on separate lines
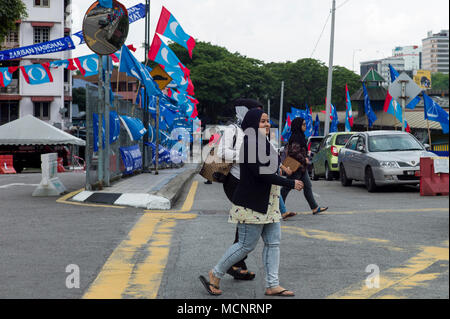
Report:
340,164,352,186
365,167,377,192
311,165,319,181
325,162,333,181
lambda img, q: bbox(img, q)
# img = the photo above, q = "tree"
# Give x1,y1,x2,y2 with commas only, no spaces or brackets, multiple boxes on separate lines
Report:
158,40,361,123
431,72,449,91
0,0,28,45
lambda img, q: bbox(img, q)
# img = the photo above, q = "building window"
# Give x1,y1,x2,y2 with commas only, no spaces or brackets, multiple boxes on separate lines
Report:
34,102,50,120
34,0,50,7
5,27,19,43
34,27,50,43
0,102,19,125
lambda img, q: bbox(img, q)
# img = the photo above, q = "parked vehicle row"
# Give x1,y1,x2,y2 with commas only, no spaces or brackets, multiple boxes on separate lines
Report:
308,131,435,192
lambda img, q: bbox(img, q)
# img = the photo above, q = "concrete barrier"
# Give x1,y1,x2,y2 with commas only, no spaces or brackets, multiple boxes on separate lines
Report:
420,157,449,196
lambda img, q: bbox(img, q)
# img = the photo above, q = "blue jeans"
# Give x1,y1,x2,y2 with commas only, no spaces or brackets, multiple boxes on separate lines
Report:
279,197,287,214
213,222,281,288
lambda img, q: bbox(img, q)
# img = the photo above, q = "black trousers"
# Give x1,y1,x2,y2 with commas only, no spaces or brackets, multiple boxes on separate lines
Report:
223,173,248,270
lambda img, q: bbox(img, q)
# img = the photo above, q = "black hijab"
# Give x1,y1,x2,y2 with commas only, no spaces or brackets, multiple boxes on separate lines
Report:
241,109,279,173
289,117,307,148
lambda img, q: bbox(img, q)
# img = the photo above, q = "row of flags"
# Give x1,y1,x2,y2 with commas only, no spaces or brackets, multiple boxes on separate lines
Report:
280,67,448,142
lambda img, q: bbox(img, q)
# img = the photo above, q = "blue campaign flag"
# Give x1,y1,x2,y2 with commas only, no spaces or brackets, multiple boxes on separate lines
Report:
93,113,105,152
406,95,421,110
119,144,142,174
120,115,147,141
305,104,313,138
330,104,339,133
362,83,378,128
119,45,162,98
313,114,320,136
388,64,400,83
423,92,449,134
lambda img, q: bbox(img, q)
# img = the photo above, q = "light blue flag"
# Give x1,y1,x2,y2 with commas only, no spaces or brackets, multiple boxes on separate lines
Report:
119,45,162,99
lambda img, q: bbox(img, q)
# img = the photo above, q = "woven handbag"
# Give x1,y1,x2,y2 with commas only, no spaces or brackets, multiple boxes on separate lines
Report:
199,126,237,183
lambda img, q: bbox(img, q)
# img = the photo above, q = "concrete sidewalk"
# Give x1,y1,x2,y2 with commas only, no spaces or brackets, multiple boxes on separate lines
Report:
70,163,201,209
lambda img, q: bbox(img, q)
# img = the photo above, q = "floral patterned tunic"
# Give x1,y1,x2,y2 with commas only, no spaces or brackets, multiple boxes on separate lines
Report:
228,185,282,224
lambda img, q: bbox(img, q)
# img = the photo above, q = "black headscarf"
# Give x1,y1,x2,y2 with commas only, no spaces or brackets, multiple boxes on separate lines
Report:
241,109,279,173
289,117,307,148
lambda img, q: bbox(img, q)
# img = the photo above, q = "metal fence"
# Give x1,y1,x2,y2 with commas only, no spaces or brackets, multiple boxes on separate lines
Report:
84,82,184,190
85,83,146,190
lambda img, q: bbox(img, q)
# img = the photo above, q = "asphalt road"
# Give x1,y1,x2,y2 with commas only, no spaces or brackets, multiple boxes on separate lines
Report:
0,171,448,299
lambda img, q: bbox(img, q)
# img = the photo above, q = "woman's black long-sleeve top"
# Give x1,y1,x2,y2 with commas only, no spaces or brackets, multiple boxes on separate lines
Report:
232,136,296,214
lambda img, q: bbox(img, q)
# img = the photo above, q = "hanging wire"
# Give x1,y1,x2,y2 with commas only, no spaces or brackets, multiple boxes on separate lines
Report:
309,0,352,59
336,0,351,10
310,11,331,58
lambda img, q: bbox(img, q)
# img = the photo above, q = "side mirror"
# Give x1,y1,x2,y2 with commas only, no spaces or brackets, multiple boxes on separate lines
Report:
357,144,365,152
423,143,431,151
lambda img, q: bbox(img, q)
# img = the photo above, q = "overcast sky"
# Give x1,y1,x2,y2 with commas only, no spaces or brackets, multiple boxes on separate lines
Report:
72,0,449,73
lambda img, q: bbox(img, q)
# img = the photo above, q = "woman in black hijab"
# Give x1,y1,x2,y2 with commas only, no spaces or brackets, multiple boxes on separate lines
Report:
281,117,328,215
199,109,304,297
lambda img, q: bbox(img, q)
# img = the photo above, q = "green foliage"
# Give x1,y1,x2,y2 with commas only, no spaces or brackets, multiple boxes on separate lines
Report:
431,72,449,91
162,40,361,123
0,0,28,45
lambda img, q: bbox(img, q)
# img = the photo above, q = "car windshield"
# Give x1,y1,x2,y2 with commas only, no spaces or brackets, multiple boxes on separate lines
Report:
335,134,353,146
368,135,424,152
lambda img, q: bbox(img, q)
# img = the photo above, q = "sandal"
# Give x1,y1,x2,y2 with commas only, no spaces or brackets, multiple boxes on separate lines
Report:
227,267,256,280
199,275,222,296
282,212,297,220
313,207,328,215
265,289,295,297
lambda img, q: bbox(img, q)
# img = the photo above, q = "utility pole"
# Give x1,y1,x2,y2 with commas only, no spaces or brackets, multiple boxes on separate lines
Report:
97,55,104,189
278,81,284,147
104,56,111,186
324,0,336,137
142,0,151,172
268,99,271,122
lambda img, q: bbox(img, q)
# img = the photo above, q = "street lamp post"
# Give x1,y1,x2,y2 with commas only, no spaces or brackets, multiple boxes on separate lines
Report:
352,49,362,73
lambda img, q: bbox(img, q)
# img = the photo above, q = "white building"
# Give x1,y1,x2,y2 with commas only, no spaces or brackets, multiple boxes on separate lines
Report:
0,0,72,128
392,45,422,71
360,56,405,85
422,30,449,74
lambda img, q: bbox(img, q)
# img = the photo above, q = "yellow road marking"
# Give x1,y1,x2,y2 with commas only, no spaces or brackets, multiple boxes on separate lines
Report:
327,242,449,299
145,181,199,213
56,188,126,209
83,181,199,299
282,225,404,251
83,213,197,299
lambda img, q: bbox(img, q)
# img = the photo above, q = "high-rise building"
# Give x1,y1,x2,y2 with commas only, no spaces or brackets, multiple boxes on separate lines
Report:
422,30,449,74
0,0,72,127
392,45,422,71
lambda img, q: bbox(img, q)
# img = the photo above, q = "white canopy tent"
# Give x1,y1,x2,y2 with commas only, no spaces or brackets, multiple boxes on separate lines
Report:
0,115,85,146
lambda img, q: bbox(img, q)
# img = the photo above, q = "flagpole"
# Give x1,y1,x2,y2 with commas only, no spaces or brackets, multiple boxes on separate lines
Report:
324,0,336,137
427,119,432,147
116,46,123,93
278,81,284,148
